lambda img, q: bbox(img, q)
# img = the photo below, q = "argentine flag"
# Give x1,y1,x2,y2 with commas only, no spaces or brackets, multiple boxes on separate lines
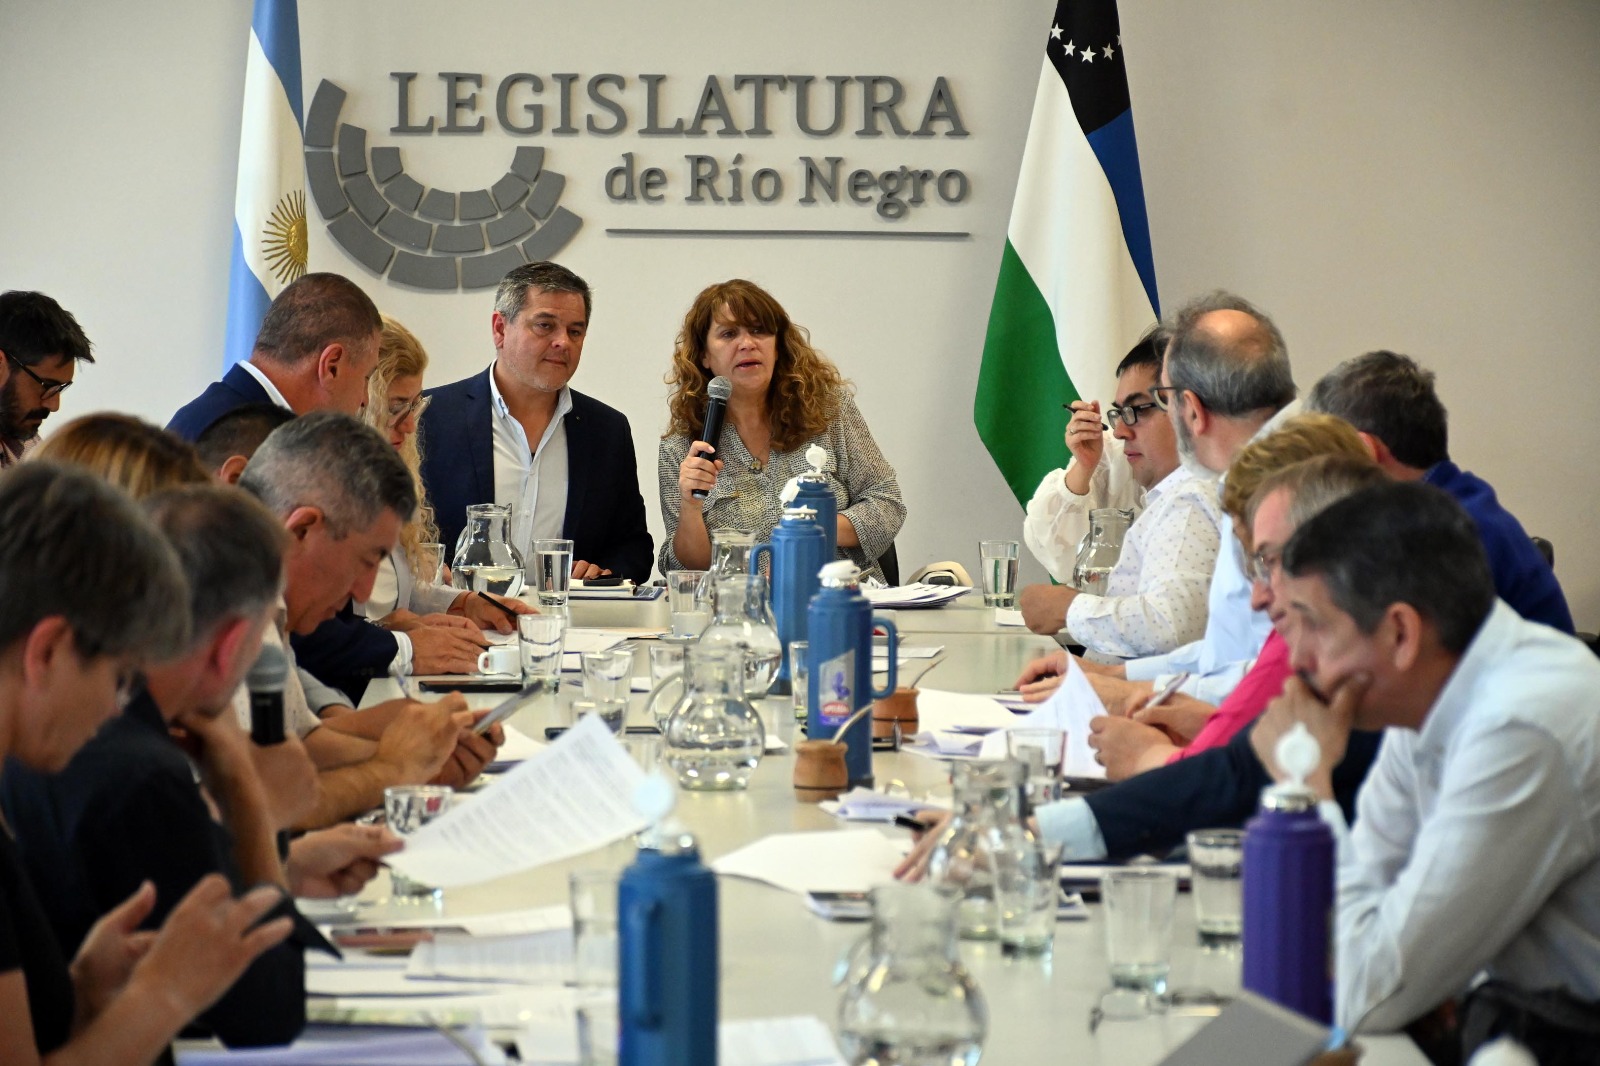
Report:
975,0,1159,505
225,0,305,369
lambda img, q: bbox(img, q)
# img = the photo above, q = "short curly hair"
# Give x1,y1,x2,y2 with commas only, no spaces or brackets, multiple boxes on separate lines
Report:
663,280,848,451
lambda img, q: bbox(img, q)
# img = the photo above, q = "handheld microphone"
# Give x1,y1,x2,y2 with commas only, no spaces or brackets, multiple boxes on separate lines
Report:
247,643,288,746
691,376,733,501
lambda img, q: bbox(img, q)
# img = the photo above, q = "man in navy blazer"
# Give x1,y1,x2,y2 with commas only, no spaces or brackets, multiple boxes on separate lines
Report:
167,272,381,441
419,262,653,584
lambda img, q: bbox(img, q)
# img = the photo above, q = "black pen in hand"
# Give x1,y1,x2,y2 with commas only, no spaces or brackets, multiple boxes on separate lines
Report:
476,590,520,625
1061,401,1109,432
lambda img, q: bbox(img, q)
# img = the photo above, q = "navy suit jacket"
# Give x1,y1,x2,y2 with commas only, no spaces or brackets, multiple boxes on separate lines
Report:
1082,724,1384,861
289,602,398,707
166,362,274,441
419,368,654,583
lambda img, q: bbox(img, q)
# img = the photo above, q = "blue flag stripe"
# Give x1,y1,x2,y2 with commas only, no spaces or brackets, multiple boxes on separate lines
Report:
224,223,271,370
1085,109,1159,317
251,0,303,129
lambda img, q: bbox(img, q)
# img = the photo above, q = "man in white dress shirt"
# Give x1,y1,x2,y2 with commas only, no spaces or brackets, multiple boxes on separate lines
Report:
419,262,654,582
1251,481,1600,1035
1019,333,1225,659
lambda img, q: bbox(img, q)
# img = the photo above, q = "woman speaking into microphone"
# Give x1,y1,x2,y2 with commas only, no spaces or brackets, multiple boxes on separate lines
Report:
657,279,905,581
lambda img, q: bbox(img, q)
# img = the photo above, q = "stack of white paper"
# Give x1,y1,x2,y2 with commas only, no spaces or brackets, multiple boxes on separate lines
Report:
304,965,509,999
862,583,972,608
903,730,990,758
869,642,943,672
385,715,647,889
711,829,906,895
976,657,1107,777
898,689,1020,760
720,1016,847,1066
486,724,546,770
567,579,637,598
820,787,948,823
177,1027,508,1065
408,928,574,984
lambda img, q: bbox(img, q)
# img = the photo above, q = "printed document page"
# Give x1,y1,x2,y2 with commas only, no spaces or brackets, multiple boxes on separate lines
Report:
386,715,646,888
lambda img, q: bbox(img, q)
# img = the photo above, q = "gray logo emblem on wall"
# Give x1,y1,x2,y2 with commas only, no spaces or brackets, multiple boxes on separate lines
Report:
303,79,581,291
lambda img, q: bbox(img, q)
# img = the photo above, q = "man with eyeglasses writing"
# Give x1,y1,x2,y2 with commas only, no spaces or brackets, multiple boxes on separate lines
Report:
0,291,93,468
1020,330,1225,660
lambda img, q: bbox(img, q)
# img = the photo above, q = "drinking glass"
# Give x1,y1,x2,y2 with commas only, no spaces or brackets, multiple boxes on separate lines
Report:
518,612,565,691
569,870,619,989
622,733,662,769
1187,829,1243,949
997,838,1064,957
667,569,709,638
1006,728,1066,808
755,696,793,748
1101,867,1178,994
383,785,453,902
980,540,1020,608
571,697,628,734
789,640,810,722
576,997,619,1066
534,538,574,612
649,642,685,686
583,649,633,702
416,541,447,587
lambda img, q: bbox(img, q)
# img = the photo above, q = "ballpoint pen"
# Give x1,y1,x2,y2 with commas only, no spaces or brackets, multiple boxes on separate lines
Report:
476,590,520,625
388,665,420,701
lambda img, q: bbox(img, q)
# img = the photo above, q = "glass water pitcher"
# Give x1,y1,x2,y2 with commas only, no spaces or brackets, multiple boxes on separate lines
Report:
1071,507,1134,596
925,759,1035,941
697,573,783,698
451,503,525,596
661,645,766,791
836,882,988,1066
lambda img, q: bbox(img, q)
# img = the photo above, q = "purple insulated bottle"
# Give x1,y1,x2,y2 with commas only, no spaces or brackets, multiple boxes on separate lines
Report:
1242,723,1336,1024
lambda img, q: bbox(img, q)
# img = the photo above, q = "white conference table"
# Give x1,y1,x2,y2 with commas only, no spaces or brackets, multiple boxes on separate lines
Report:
556,589,1025,638
345,596,1425,1065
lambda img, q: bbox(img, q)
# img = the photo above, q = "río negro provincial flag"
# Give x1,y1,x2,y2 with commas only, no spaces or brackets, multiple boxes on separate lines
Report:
975,0,1160,505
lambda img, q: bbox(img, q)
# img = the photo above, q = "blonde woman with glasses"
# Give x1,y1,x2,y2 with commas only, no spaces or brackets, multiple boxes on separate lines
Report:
359,316,532,643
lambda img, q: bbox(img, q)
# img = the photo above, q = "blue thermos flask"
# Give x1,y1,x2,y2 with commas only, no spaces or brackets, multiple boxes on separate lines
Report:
789,444,838,562
807,560,898,788
619,809,718,1066
753,504,829,694
1242,722,1336,1024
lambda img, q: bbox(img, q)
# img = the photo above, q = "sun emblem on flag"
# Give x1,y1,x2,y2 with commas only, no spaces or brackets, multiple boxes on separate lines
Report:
261,191,308,285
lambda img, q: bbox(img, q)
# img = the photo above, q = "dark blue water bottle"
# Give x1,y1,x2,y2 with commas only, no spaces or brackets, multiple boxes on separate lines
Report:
1242,723,1336,1024
619,798,718,1066
789,444,838,563
806,560,897,787
753,504,829,694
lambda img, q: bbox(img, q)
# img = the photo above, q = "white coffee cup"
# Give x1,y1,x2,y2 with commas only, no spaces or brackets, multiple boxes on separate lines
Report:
477,645,520,676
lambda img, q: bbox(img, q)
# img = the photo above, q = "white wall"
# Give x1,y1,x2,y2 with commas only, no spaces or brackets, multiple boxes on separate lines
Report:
3,0,1597,627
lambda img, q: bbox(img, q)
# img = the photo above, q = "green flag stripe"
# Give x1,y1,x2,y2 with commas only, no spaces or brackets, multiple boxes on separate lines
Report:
975,239,1082,507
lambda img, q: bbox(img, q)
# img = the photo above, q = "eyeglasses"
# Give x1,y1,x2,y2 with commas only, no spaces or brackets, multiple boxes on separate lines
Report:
385,394,430,428
4,352,72,401
1106,400,1162,428
1151,384,1213,412
1244,547,1282,584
